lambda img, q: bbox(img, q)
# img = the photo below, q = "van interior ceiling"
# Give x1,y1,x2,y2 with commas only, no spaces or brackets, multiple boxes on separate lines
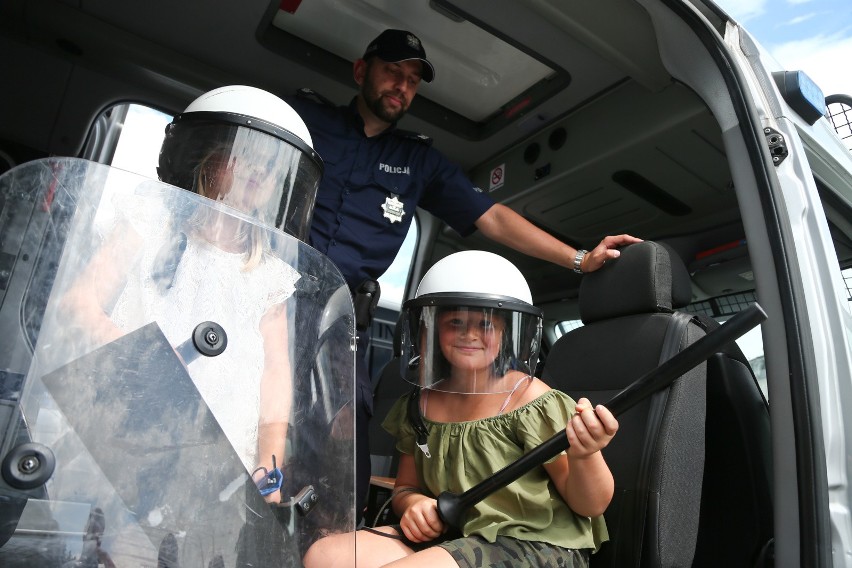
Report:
0,0,814,298
3,1,852,566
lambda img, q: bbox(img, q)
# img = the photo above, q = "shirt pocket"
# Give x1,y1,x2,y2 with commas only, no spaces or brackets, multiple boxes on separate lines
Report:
371,167,417,198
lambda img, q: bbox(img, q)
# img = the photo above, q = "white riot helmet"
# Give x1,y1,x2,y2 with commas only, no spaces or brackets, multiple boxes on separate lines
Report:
158,85,323,241
400,251,543,394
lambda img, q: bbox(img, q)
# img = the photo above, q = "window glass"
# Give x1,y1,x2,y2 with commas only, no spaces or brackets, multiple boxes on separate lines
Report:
378,222,418,311
555,319,583,337
110,104,173,179
552,319,582,341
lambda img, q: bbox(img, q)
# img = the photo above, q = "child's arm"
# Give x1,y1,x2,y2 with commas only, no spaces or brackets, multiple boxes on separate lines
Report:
543,397,618,517
256,302,291,503
60,225,142,345
391,454,445,543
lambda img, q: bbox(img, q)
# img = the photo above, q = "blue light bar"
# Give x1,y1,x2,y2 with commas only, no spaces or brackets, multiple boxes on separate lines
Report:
772,70,826,125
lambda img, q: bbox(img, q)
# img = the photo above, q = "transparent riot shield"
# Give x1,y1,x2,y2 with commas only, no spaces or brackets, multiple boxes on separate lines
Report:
0,158,356,567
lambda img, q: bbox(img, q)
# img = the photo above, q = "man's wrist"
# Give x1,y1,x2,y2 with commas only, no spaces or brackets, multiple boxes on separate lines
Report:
573,249,588,274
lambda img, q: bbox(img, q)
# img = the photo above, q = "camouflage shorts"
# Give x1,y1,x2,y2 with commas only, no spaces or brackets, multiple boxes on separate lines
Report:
439,535,590,568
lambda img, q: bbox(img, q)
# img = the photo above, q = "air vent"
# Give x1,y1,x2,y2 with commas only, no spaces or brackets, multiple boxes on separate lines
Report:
524,143,541,164
548,127,567,150
612,170,691,216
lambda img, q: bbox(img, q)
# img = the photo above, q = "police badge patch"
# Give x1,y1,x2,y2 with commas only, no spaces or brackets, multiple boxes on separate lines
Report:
381,194,406,224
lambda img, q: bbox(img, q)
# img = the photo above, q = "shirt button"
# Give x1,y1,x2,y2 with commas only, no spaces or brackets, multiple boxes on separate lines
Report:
330,239,336,246
344,189,350,195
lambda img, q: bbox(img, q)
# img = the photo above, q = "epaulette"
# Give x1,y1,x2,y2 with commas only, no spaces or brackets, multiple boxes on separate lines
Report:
295,87,336,107
393,129,433,146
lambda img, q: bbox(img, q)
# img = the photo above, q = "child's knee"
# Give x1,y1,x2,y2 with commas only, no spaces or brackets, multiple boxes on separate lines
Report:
301,539,324,568
302,532,350,568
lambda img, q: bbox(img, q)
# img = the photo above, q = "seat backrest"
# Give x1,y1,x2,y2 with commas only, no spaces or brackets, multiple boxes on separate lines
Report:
369,320,408,478
542,241,706,568
364,321,411,526
691,313,774,567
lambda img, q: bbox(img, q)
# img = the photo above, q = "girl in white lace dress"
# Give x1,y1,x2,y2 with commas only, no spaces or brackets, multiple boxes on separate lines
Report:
62,86,325,505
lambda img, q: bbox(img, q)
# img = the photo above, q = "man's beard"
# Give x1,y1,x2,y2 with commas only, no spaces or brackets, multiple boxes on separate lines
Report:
362,74,408,124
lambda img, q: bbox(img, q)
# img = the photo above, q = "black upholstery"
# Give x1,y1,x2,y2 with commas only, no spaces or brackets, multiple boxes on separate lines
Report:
542,241,707,568
369,320,407,469
369,371,407,478
365,321,408,525
692,314,774,567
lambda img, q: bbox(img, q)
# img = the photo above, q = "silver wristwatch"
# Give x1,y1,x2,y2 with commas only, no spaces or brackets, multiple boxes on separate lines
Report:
573,249,588,274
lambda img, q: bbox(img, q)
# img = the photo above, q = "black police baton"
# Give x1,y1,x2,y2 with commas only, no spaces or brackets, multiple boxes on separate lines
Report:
436,303,767,529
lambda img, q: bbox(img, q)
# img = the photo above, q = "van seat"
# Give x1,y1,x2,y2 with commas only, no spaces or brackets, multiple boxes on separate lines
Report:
542,241,706,567
692,312,774,566
365,321,408,525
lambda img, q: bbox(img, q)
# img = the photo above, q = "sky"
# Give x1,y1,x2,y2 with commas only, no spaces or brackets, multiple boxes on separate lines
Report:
713,0,852,97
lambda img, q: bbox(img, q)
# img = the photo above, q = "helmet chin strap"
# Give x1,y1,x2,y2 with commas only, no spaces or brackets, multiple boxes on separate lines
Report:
407,387,431,458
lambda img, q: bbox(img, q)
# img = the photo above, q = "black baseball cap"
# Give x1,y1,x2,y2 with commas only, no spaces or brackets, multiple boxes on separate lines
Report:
362,29,435,83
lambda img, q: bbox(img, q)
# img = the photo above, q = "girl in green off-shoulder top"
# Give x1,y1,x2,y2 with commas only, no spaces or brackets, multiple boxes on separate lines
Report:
303,251,619,568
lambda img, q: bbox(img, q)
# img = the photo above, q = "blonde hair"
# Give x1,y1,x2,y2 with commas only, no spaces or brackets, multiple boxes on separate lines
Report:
191,147,266,270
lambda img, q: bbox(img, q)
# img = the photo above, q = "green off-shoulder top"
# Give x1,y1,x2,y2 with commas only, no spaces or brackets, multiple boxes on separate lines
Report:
382,389,608,552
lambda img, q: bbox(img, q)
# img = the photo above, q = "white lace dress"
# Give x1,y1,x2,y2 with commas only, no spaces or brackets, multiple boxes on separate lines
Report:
110,228,300,471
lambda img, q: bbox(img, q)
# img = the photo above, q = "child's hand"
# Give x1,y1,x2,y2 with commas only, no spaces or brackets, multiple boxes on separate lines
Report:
263,489,281,504
399,496,445,543
566,397,619,460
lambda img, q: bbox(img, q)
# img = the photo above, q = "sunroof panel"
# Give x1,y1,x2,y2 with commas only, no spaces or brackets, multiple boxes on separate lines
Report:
269,0,563,127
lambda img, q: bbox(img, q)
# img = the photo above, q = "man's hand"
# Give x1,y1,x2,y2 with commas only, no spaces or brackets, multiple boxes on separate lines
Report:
581,234,644,273
474,204,642,274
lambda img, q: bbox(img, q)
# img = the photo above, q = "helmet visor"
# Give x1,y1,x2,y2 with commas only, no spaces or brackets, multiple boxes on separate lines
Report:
159,120,322,240
400,304,542,394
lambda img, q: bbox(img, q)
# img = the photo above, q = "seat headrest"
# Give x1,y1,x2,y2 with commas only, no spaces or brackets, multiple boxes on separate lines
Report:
579,241,692,324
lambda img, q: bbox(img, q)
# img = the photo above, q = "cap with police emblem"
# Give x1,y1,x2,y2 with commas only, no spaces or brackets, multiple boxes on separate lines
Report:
363,29,435,83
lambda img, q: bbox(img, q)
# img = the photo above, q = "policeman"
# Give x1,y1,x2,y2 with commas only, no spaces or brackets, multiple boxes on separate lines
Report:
287,28,641,521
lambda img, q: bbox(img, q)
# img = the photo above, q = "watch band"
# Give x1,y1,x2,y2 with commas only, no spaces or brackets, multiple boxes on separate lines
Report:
573,249,588,274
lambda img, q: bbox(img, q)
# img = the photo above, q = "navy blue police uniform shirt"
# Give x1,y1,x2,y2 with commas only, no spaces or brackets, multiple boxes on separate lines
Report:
287,96,495,291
